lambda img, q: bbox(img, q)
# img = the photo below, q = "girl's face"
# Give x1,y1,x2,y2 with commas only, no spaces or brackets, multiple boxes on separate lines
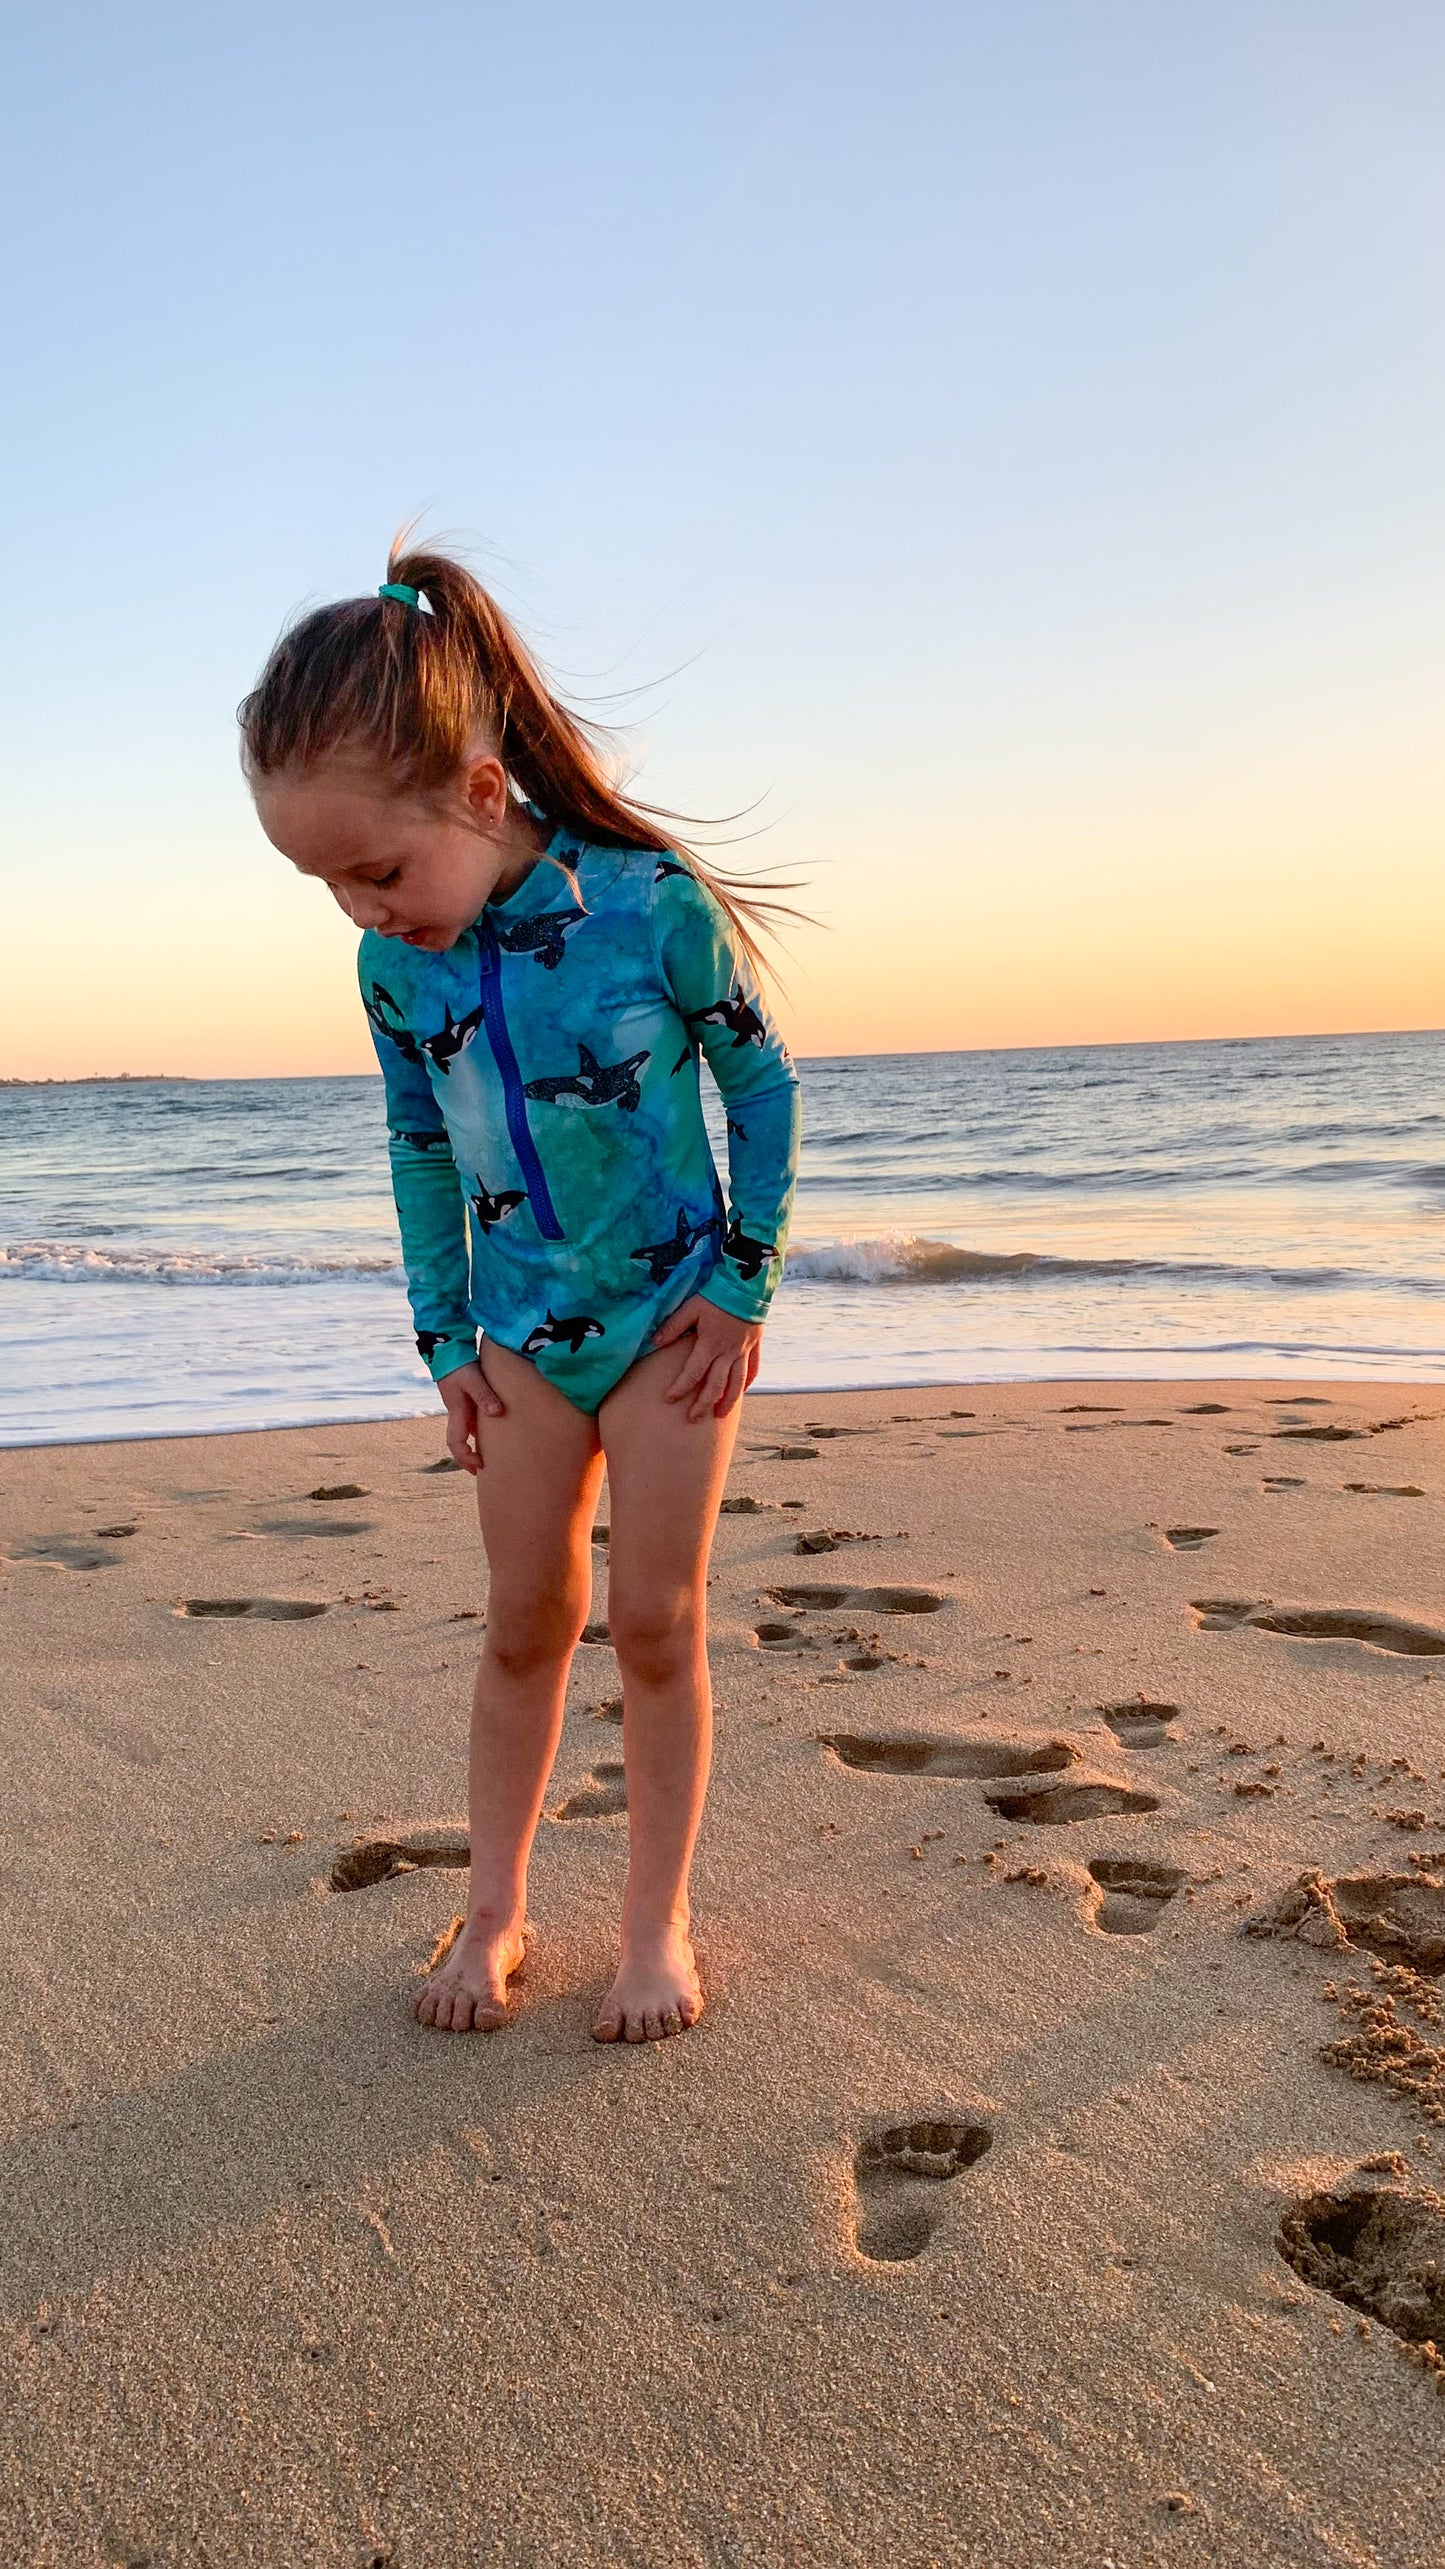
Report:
254,752,534,952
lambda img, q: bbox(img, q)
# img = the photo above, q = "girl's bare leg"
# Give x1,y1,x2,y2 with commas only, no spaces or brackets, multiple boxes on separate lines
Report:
415,1343,603,2032
592,1343,741,2042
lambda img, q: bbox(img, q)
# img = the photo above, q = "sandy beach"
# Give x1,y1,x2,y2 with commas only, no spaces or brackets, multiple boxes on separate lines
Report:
5,1379,1445,2566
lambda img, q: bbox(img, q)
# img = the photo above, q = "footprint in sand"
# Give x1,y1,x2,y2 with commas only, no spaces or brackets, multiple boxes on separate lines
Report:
1087,1858,1186,1935
1100,1700,1180,1750
1262,1477,1306,1493
754,1619,823,1653
1277,2180,1445,2357
1179,1403,1232,1415
178,1596,329,1620
1190,1601,1445,1656
765,1583,948,1616
1163,1526,1219,1551
1246,1871,1445,1973
308,1482,370,1501
1272,1424,1368,1443
821,1731,1077,1779
551,1762,627,1820
1344,1482,1426,1500
331,1829,470,1892
985,1780,1160,1826
852,2119,993,2262
4,1534,125,1572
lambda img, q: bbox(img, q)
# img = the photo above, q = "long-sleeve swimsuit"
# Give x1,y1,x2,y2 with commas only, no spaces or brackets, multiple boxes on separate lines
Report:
360,823,802,1414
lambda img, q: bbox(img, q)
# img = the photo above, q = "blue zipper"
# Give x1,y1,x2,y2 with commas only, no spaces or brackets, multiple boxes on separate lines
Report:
478,915,565,1240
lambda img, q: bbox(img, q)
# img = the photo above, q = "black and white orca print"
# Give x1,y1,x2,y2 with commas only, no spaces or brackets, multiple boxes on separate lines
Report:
687,986,766,1049
629,1207,723,1285
417,1001,485,1074
415,1329,448,1361
469,1182,527,1234
491,905,589,970
524,1041,651,1115
364,981,427,1067
722,1215,775,1282
670,1041,695,1076
396,1127,453,1153
521,1310,606,1357
654,857,690,882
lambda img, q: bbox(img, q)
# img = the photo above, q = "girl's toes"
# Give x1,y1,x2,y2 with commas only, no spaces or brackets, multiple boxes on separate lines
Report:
643,2009,666,2042
592,2001,623,2043
661,2008,683,2038
623,2012,648,2043
449,1991,477,2033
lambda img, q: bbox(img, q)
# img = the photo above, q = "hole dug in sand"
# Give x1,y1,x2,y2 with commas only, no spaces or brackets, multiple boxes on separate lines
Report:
765,1584,948,1615
1277,2181,1445,2364
1088,1858,1186,1935
331,1830,470,1893
1100,1700,1180,1750
1191,1601,1445,1656
1246,1872,1445,1974
852,2119,993,2263
178,1597,328,1621
1163,1527,1219,1550
821,1732,1077,1780
986,1781,1160,1826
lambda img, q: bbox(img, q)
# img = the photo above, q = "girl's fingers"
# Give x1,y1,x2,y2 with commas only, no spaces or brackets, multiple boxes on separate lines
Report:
665,1340,711,1404
688,1354,733,1422
650,1300,698,1350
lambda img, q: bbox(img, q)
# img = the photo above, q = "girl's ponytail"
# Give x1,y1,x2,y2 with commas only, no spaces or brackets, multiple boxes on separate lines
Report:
239,540,801,976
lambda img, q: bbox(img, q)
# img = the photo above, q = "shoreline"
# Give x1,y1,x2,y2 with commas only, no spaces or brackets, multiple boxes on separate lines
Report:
5,1363,1444,1452
5,1376,1445,2561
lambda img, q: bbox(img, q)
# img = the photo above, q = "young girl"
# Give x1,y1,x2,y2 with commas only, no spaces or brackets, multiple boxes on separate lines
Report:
240,547,801,2044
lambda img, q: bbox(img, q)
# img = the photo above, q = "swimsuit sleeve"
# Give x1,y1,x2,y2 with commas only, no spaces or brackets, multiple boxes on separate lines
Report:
359,950,477,1384
651,864,802,1322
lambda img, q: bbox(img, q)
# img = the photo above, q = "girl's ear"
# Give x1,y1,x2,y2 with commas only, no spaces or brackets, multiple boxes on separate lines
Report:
462,752,510,834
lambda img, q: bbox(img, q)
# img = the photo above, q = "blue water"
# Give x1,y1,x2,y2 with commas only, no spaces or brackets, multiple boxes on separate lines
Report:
2,1030,1443,1443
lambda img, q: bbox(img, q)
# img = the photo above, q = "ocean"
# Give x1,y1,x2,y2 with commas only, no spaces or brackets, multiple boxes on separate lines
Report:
3,1029,1443,1445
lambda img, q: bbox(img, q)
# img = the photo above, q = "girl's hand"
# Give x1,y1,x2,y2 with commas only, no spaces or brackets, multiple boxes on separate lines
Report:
652,1296,762,1421
437,1358,506,1474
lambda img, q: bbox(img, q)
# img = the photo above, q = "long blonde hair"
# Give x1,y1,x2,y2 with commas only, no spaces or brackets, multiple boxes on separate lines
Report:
239,541,800,977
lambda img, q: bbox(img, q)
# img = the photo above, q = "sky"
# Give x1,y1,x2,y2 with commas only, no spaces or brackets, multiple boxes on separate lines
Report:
2,0,1442,1077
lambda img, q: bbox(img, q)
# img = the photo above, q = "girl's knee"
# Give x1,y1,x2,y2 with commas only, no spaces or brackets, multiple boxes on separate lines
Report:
608,1591,703,1685
485,1584,591,1678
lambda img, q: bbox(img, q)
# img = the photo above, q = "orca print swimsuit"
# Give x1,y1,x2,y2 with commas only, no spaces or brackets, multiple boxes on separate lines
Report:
361,822,802,1413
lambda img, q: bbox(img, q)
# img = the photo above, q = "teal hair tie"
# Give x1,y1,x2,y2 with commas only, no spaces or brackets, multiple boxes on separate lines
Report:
377,581,420,606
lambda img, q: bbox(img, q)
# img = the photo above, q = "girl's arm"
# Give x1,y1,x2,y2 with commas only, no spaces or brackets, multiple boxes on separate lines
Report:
359,957,478,1385
651,866,802,1322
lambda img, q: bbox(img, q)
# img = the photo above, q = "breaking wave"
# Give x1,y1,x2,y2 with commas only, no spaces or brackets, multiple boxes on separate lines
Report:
0,1242,406,1287
781,1233,1352,1289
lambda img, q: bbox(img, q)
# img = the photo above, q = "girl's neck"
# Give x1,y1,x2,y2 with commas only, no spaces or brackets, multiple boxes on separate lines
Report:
489,798,551,903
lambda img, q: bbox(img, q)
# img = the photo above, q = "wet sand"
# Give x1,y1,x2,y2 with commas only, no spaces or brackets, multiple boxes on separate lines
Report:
4,1380,1445,2565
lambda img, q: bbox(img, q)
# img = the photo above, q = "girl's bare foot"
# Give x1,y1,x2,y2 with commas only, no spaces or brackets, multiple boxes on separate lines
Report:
593,1920,704,2044
414,1911,529,2033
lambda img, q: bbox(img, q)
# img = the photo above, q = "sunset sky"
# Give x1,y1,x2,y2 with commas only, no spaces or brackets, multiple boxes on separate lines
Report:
3,1,1442,1078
